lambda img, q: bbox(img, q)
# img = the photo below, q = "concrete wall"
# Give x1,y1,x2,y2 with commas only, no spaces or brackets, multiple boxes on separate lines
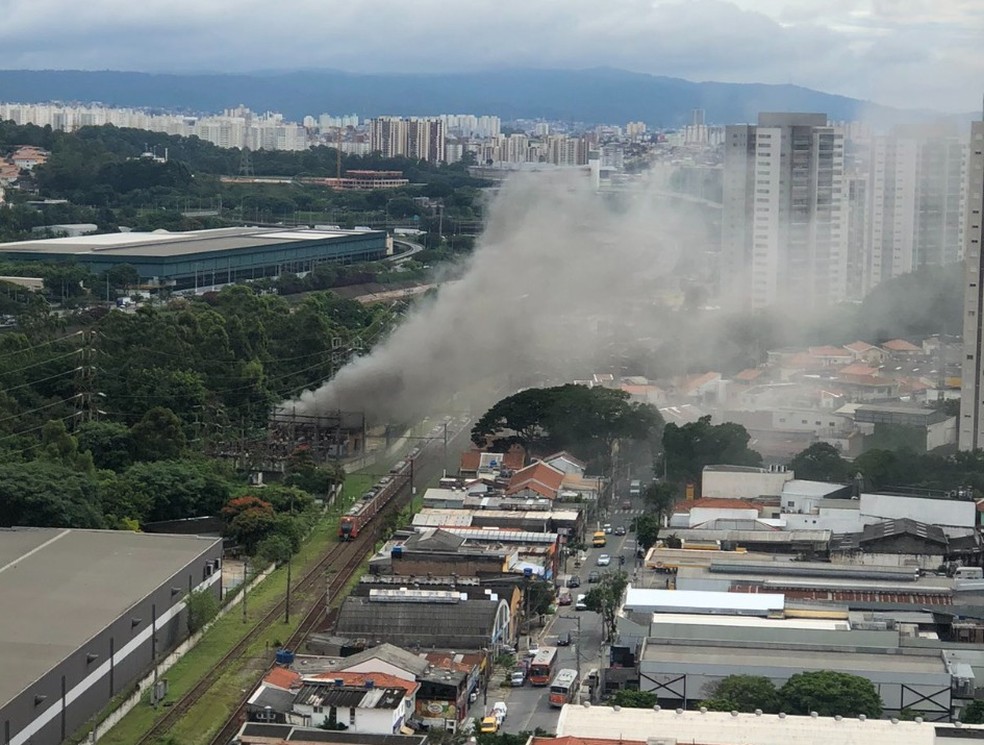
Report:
3,541,222,745
927,417,958,451
831,550,945,570
702,469,794,499
783,508,865,533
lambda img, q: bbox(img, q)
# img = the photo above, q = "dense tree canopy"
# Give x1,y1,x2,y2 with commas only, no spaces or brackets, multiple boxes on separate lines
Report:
583,570,628,642
779,671,882,718
788,442,851,483
662,416,761,488
471,384,662,469
702,675,781,713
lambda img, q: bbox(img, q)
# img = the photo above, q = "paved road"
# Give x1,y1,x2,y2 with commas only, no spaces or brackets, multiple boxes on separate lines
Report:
476,499,649,735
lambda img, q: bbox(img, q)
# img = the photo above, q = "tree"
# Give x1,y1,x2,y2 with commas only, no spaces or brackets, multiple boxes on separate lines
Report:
0,460,105,528
961,700,984,724
662,416,761,489
257,532,294,565
701,675,780,713
117,460,231,523
103,263,140,294
779,671,882,717
131,406,187,461
76,420,136,471
788,442,850,483
633,514,662,551
222,495,276,555
185,587,219,633
583,570,628,642
471,384,662,467
643,480,677,522
611,690,658,708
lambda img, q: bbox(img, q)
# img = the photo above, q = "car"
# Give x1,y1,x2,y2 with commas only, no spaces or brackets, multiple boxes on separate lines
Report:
588,570,601,583
510,669,526,687
480,716,499,734
621,499,632,509
614,525,626,536
597,554,611,566
603,523,613,534
575,594,588,610
527,642,539,657
557,630,573,647
493,702,508,722
567,575,581,588
558,592,573,606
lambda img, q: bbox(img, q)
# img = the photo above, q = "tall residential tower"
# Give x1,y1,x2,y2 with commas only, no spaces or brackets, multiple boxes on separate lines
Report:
959,121,984,450
721,113,846,309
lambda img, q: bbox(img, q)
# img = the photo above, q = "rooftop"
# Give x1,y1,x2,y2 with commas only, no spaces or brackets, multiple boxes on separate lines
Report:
556,705,981,745
237,722,427,745
0,226,382,259
0,527,220,710
623,587,785,615
640,642,948,677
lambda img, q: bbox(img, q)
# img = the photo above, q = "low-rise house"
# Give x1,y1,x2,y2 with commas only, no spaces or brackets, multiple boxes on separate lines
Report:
506,461,566,499
292,674,417,734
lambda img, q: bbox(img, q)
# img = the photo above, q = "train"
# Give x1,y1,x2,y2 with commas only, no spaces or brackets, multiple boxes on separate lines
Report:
338,455,415,540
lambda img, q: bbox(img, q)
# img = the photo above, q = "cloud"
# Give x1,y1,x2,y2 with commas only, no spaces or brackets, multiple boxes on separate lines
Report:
0,0,979,111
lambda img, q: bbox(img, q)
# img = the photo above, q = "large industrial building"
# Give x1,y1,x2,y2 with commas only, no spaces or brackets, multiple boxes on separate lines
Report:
0,527,223,745
0,226,391,291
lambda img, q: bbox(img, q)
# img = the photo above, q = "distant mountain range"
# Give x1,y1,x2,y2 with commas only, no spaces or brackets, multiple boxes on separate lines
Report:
0,67,939,125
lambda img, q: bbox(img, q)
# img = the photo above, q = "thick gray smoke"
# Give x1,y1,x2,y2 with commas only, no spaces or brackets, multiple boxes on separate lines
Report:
286,170,707,424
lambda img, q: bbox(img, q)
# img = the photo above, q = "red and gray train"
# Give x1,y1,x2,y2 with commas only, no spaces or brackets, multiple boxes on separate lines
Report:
338,451,417,540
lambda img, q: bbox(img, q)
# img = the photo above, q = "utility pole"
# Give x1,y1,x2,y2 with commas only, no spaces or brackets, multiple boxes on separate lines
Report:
443,421,448,473
242,558,249,624
285,493,294,625
573,614,582,699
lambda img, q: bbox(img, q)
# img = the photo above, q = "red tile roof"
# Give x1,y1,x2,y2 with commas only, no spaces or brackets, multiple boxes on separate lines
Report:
809,345,853,358
734,368,763,382
844,341,875,353
532,738,646,745
882,338,921,352
679,371,721,394
506,461,565,497
837,362,878,377
310,670,419,695
459,450,482,472
674,497,761,513
264,667,302,689
503,444,526,470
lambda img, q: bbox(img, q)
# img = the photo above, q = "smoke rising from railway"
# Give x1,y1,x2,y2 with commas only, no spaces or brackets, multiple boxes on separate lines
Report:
284,170,712,424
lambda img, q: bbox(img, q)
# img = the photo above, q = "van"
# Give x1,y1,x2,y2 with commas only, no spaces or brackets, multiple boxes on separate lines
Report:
575,594,588,611
956,567,984,580
592,531,607,548
629,480,642,497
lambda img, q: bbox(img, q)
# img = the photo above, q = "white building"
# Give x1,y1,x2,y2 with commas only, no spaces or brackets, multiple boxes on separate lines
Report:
555,704,983,742
702,464,794,500
721,113,847,309
960,120,984,451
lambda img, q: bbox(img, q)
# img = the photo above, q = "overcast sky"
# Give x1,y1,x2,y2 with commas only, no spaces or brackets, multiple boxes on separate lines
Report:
0,0,980,112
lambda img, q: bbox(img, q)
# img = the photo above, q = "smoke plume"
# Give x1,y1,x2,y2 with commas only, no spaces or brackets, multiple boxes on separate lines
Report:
285,170,711,424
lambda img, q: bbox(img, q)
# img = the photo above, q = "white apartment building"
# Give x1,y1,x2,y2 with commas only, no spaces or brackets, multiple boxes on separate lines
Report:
864,128,967,293
368,117,444,163
959,120,984,451
722,113,847,309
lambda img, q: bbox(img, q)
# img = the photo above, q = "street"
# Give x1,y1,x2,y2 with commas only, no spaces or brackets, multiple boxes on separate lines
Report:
474,498,648,735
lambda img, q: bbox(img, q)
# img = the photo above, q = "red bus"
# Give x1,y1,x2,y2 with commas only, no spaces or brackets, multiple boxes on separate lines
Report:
528,647,558,686
548,668,580,707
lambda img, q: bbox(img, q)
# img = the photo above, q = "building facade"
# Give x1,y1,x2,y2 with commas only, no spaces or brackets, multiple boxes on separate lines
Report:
959,121,984,450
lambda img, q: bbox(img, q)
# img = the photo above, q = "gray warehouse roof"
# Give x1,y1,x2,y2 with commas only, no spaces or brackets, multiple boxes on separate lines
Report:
0,226,383,259
0,527,222,710
335,595,502,650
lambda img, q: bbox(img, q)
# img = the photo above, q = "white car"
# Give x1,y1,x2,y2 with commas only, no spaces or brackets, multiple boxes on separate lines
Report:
527,642,539,657
596,554,611,566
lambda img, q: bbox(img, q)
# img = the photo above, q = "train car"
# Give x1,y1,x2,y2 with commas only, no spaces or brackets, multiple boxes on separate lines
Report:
338,454,415,540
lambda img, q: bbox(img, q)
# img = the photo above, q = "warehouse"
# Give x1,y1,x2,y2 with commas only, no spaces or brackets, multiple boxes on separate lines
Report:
0,226,390,290
0,527,223,745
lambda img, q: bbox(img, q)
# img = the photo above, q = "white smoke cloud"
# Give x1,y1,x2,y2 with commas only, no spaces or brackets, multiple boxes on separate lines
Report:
284,170,709,424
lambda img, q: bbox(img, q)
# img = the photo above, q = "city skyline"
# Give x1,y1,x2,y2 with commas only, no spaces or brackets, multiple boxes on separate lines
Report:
0,0,980,113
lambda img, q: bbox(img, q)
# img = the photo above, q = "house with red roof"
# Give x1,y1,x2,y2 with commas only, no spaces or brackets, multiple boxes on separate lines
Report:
669,497,762,528
808,346,854,366
844,340,886,364
882,338,922,355
506,461,566,499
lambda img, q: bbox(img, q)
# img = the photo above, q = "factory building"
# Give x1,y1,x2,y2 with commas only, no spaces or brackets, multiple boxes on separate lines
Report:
0,226,390,291
0,527,223,745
